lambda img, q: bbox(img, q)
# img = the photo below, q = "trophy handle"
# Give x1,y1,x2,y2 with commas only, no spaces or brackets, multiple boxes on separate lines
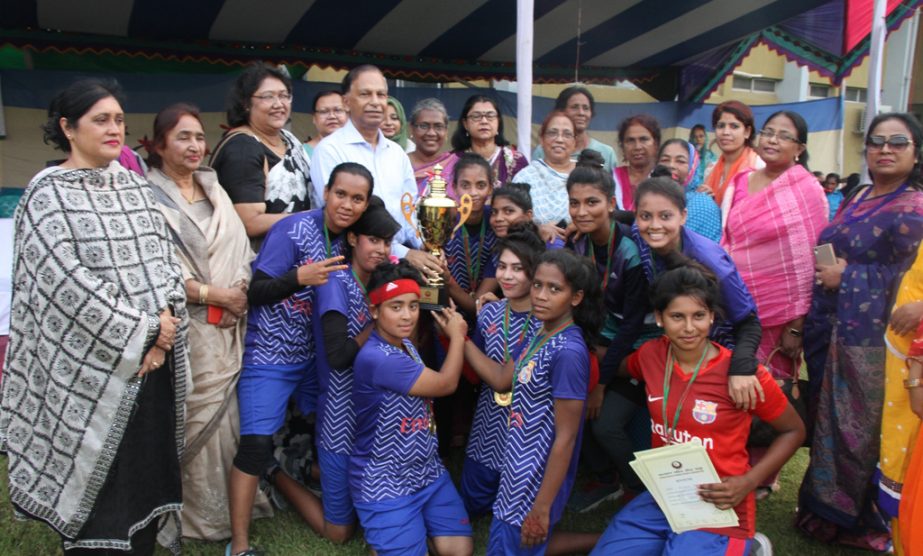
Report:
453,194,473,234
400,192,421,238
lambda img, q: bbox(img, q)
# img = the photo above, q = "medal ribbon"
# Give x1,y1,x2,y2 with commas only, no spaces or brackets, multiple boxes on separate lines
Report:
661,343,710,444
501,302,533,363
323,220,333,258
462,217,487,292
588,219,617,290
508,318,574,424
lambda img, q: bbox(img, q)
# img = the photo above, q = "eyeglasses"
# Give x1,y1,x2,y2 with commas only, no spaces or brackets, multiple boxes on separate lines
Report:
758,129,799,144
316,107,345,117
466,112,498,122
543,129,575,140
412,123,447,133
252,92,293,104
866,135,913,151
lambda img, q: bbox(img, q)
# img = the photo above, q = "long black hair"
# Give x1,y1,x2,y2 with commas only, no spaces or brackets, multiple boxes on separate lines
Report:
491,182,533,212
535,249,602,345
566,149,614,198
495,222,546,279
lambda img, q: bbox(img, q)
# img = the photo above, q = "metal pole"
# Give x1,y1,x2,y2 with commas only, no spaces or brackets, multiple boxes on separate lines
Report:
516,0,534,160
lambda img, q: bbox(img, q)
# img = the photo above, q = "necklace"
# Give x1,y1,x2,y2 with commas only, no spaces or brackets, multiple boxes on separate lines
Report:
249,126,284,150
507,318,574,426
494,302,533,406
661,343,710,444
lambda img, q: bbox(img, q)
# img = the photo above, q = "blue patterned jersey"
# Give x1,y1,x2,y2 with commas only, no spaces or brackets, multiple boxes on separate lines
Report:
243,209,344,366
466,300,540,471
493,326,588,527
349,331,445,503
314,268,371,455
444,206,497,292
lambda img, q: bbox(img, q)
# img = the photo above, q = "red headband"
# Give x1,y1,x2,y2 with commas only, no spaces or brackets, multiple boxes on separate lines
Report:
369,278,421,305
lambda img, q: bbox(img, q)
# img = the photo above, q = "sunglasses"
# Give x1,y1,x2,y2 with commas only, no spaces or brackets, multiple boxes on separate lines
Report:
866,135,913,151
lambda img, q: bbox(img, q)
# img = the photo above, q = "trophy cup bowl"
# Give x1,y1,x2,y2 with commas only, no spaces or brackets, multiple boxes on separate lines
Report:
401,164,472,311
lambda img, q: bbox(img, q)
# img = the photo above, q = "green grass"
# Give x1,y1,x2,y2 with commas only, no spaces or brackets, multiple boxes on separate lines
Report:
0,449,869,555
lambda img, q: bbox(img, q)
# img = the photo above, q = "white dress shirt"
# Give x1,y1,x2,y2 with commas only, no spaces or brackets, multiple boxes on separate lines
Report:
310,119,421,257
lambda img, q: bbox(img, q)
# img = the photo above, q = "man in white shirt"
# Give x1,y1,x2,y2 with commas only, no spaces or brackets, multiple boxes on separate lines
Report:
310,65,442,275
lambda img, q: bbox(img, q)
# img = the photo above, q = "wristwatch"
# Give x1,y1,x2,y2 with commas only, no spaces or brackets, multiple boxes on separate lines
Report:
904,378,922,389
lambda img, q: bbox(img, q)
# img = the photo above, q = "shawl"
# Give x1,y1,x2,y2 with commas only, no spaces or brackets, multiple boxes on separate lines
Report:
148,168,268,539
706,146,761,206
413,151,459,199
721,165,828,327
512,159,571,225
0,161,188,539
682,142,722,242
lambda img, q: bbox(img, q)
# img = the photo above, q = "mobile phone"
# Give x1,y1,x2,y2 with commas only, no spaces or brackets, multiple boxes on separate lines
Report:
814,243,837,266
207,305,224,324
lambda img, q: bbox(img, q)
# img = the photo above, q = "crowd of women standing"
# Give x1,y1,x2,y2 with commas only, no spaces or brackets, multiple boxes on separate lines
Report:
1,61,923,556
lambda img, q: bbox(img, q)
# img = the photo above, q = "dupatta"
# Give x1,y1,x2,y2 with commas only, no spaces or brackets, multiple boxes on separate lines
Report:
721,164,827,327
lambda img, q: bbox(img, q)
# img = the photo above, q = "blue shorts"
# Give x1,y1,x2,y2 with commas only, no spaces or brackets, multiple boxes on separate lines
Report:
487,519,549,555
294,365,319,415
460,456,500,518
354,473,472,556
589,491,752,556
318,448,355,525
238,361,312,435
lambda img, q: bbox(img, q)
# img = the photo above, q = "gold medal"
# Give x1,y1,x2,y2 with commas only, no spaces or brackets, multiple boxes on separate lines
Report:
494,390,512,407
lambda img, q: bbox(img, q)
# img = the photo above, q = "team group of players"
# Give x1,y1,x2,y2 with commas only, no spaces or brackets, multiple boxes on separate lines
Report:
227,149,804,556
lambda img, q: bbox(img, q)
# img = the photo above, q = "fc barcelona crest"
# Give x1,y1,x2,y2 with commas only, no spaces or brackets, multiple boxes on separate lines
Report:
692,399,718,425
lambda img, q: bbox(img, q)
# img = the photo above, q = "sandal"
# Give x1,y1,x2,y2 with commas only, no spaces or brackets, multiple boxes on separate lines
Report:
226,543,264,556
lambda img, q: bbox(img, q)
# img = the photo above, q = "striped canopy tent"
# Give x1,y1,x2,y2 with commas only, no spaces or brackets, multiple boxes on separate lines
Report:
1,0,920,102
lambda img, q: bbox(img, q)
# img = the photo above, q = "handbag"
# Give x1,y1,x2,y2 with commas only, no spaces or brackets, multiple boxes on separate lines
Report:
747,347,809,447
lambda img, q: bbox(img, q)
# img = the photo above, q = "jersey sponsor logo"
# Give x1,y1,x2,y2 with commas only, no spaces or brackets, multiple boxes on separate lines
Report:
283,297,313,315
508,410,524,429
399,416,432,433
517,360,536,384
692,399,718,425
650,420,715,449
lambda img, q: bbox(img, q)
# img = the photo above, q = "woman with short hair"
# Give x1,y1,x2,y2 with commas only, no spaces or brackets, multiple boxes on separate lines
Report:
408,98,459,197
210,62,313,248
451,95,527,187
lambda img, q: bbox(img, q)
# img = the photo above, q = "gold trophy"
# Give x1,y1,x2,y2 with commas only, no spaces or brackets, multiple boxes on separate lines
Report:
401,164,472,311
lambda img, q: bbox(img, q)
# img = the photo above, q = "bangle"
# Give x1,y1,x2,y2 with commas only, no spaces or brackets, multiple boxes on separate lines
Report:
788,328,803,337
904,377,922,389
198,284,209,305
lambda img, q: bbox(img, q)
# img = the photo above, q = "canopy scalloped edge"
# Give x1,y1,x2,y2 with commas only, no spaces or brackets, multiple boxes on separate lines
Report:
689,0,922,103
0,28,661,86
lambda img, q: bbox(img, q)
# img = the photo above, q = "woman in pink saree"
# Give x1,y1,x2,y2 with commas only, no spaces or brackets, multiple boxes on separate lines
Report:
722,111,827,494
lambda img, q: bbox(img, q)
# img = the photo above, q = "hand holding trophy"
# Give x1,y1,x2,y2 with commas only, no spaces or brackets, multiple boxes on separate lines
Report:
401,164,472,310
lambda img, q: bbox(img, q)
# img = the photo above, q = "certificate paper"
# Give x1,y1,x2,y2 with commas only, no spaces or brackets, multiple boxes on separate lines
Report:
630,443,739,533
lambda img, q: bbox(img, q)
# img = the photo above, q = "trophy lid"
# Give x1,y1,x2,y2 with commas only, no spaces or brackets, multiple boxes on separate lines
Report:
429,164,448,197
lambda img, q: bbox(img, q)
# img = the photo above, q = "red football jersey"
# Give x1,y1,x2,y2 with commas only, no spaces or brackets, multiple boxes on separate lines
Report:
627,336,788,539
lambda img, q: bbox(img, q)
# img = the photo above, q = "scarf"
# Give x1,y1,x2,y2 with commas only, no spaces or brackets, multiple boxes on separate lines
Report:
706,146,760,206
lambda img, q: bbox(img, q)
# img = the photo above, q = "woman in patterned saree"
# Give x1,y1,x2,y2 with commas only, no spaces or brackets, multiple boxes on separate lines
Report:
0,78,187,554
799,112,923,551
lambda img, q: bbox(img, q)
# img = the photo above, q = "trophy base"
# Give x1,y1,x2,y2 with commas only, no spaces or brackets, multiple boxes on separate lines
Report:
420,284,449,311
